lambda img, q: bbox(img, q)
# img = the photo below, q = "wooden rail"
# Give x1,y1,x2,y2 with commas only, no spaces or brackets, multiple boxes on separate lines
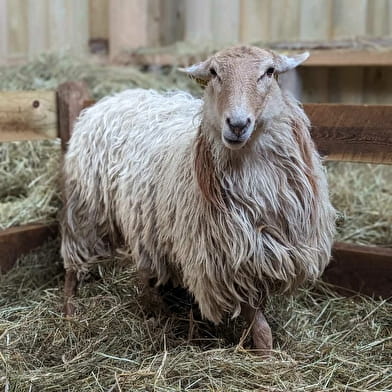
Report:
0,83,391,298
115,49,392,68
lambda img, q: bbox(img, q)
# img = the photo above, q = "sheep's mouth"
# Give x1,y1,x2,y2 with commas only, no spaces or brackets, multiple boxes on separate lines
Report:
222,136,248,150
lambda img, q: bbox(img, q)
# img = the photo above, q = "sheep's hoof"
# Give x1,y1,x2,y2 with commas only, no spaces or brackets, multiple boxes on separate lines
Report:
251,313,273,356
242,304,273,356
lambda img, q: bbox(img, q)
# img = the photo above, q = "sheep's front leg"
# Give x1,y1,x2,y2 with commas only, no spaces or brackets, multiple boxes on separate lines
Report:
63,270,78,317
242,304,273,355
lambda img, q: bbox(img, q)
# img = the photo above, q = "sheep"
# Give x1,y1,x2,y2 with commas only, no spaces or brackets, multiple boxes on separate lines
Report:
61,46,336,354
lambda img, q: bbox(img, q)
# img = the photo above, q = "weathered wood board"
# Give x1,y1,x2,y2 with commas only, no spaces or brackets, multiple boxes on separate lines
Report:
0,91,58,142
305,104,392,165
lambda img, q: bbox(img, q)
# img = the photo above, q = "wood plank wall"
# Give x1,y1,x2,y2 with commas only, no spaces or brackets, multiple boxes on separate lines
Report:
0,0,89,65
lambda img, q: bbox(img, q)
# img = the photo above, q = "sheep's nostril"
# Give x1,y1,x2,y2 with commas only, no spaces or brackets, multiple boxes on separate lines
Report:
246,118,251,126
226,117,231,126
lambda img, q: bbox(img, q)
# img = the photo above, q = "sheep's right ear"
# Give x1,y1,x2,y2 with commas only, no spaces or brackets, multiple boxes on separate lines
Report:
178,60,211,88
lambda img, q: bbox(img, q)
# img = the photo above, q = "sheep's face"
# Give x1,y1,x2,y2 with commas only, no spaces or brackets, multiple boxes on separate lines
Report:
180,46,309,150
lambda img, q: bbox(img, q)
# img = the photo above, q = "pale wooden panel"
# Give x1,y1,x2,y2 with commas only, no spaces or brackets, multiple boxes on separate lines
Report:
299,0,332,41
211,0,240,44
89,0,109,39
388,0,392,35
367,0,389,36
184,0,212,43
48,0,69,50
0,0,7,64
240,0,270,43
160,0,185,45
269,0,300,41
28,0,48,57
0,91,58,142
147,0,161,47
109,0,149,59
7,0,28,61
332,0,367,39
70,0,89,54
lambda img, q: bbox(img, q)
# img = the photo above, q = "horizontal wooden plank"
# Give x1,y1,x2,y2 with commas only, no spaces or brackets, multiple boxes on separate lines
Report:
323,242,392,298
0,90,58,142
113,49,392,67
0,223,58,273
305,49,392,67
305,104,392,165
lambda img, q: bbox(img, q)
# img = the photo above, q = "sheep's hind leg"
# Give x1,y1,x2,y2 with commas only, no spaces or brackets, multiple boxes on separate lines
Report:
63,269,78,317
242,304,273,356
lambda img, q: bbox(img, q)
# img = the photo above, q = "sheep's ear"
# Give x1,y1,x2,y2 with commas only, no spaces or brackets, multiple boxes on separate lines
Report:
178,60,211,88
275,52,309,73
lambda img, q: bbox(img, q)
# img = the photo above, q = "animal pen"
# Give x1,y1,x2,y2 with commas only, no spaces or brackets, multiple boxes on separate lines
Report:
1,1,392,391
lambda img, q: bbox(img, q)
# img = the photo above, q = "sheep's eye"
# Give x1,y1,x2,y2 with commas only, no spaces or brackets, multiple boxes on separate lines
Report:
266,67,275,77
210,67,217,77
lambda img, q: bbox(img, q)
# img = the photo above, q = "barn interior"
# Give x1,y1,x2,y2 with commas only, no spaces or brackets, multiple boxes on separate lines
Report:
1,1,391,391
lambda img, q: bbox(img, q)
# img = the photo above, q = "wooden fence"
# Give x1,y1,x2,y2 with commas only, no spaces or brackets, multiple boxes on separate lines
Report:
0,82,392,298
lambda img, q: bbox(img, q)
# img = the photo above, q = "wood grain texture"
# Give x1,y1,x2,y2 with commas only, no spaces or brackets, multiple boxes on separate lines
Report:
0,91,57,142
0,223,58,273
323,242,392,298
57,81,90,151
304,103,392,164
0,0,8,65
240,0,270,43
211,0,240,44
89,0,109,40
184,0,212,43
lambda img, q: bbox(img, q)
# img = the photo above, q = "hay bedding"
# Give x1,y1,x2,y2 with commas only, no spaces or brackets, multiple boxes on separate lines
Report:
1,55,392,391
1,240,391,391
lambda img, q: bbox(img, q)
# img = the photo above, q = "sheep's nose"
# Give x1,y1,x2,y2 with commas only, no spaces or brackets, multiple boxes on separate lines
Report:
226,117,251,137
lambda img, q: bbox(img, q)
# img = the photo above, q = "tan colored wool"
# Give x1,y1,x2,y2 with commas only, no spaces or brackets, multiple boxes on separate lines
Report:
61,47,336,324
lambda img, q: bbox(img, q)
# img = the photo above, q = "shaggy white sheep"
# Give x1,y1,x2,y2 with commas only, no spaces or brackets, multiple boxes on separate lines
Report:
61,46,335,353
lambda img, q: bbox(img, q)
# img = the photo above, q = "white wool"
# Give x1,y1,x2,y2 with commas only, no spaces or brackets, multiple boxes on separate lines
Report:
61,88,335,324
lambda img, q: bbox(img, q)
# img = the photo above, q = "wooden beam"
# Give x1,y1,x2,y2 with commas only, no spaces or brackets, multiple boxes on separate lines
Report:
113,49,392,67
305,104,392,165
57,81,90,152
323,242,392,298
0,223,58,273
0,91,57,142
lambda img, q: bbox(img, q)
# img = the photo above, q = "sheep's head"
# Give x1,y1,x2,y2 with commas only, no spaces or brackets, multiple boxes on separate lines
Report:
180,46,309,150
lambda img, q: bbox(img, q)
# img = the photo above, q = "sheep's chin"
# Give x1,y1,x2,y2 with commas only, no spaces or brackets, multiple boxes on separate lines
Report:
222,136,248,150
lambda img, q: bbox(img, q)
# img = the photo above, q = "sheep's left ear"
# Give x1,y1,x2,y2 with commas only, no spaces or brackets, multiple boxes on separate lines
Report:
275,52,309,73
178,59,211,88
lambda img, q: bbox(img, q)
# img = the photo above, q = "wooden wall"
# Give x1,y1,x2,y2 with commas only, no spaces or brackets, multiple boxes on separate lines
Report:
0,0,89,65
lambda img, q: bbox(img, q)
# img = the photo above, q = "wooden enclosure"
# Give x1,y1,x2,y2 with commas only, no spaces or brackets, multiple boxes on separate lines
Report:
1,0,392,62
0,82,391,298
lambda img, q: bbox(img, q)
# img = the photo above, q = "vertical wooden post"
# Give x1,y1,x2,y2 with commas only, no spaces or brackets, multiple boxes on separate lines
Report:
57,81,90,152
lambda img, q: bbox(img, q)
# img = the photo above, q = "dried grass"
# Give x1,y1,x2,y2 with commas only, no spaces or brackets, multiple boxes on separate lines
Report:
1,240,391,391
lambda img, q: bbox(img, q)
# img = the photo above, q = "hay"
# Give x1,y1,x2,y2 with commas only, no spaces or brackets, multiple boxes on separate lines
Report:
1,239,391,391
